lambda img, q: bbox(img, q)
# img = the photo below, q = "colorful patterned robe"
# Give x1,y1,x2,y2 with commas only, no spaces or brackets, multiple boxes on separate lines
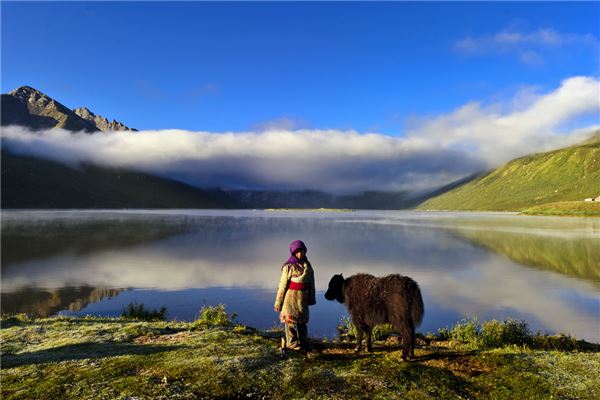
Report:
274,260,316,324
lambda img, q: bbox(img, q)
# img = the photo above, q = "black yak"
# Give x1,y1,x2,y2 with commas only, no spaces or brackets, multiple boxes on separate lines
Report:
324,273,424,359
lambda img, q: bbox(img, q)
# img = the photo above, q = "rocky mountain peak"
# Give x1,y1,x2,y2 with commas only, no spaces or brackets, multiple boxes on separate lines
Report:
73,106,136,132
9,86,53,107
73,107,95,119
9,85,44,98
2,86,136,132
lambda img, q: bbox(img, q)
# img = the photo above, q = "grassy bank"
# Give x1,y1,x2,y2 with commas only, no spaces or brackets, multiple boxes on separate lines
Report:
521,201,600,217
2,311,599,399
265,208,354,212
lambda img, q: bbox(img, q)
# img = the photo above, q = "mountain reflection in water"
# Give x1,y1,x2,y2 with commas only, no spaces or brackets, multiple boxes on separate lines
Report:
2,210,598,341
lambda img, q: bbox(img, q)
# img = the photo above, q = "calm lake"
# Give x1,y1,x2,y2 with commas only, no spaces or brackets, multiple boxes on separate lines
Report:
2,210,599,341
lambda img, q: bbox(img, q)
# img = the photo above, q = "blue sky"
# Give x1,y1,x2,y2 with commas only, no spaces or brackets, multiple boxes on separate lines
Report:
2,1,599,134
2,2,600,192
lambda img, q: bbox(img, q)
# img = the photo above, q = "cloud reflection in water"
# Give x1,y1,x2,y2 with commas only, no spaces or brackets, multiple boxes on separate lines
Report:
2,210,598,341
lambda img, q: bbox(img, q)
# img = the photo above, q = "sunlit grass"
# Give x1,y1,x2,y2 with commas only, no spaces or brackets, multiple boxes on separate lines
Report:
418,137,600,211
2,313,598,399
521,201,600,217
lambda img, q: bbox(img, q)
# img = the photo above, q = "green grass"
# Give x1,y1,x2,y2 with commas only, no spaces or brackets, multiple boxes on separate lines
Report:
3,314,597,399
521,201,600,217
417,133,600,211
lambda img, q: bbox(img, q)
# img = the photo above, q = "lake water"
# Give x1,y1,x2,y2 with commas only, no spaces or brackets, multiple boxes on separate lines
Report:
2,209,599,341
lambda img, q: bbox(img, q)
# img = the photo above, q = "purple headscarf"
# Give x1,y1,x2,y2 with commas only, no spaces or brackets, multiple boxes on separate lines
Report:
286,240,307,266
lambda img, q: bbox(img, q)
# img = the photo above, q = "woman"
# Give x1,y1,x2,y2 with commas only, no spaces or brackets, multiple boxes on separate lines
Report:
274,240,316,350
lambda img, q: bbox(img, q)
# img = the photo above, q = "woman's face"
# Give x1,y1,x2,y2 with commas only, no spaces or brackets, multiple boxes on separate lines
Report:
294,249,306,259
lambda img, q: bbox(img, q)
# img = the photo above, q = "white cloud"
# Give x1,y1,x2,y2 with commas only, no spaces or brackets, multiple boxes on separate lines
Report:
2,126,480,192
2,76,599,192
404,76,600,164
454,28,599,65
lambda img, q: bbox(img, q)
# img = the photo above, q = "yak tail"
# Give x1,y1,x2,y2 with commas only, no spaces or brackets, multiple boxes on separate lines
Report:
410,279,425,327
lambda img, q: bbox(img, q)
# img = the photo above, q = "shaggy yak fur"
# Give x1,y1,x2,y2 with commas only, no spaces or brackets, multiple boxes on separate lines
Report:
325,273,424,359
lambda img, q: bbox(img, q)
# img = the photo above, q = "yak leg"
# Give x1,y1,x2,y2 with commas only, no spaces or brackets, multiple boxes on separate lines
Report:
354,325,364,353
399,318,415,360
366,327,373,352
354,327,363,353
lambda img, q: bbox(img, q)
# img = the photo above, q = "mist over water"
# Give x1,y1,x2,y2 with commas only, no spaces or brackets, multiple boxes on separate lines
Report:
2,210,598,341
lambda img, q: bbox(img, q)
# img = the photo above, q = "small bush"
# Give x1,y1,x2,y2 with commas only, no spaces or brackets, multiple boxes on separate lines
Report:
435,327,451,341
337,316,397,341
531,333,579,351
337,316,356,340
481,319,532,348
372,324,397,341
233,325,248,334
439,318,537,349
192,304,237,330
120,302,167,321
449,318,482,347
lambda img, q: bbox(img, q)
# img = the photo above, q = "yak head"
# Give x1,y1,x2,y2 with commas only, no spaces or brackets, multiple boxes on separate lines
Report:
324,274,345,303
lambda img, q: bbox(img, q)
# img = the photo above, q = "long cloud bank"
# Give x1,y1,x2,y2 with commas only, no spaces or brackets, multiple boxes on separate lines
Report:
2,76,599,193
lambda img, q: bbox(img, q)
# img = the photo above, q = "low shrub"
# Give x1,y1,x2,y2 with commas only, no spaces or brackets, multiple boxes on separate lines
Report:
481,319,532,348
448,318,482,347
192,304,237,330
531,333,579,351
120,302,167,321
337,316,397,341
436,318,576,350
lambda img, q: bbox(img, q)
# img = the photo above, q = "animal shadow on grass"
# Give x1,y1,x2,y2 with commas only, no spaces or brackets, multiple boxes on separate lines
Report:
2,342,184,368
314,340,478,364
309,342,473,398
314,342,404,361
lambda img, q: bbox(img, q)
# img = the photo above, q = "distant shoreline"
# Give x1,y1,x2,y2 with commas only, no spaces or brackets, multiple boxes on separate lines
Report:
265,208,355,212
520,201,600,217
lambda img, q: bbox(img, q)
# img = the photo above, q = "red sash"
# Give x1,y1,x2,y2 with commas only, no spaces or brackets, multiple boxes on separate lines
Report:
288,281,306,290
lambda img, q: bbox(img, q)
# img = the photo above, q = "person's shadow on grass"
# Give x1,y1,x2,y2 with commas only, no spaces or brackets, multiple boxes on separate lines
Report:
2,341,184,368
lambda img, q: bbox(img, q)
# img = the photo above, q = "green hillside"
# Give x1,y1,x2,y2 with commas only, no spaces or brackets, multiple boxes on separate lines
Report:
418,133,600,211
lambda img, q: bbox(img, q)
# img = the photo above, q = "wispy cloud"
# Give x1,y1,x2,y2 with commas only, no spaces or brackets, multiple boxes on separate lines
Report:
134,80,169,101
134,80,220,102
185,83,220,100
2,76,598,193
251,116,311,132
454,28,599,65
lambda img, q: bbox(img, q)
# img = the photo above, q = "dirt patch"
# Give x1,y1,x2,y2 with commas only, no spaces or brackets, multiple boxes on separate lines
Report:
424,354,494,378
